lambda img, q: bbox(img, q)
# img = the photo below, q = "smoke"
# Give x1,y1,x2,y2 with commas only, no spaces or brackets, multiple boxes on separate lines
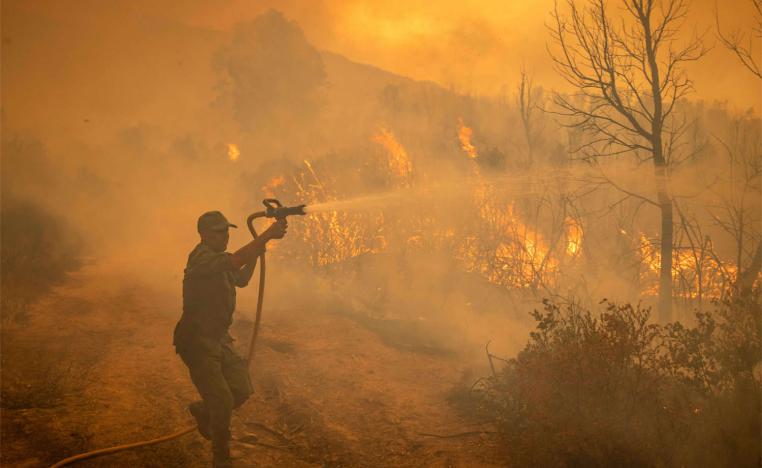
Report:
216,10,327,138
2,4,760,367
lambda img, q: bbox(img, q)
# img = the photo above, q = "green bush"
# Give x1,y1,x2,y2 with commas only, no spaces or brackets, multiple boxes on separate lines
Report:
472,295,761,467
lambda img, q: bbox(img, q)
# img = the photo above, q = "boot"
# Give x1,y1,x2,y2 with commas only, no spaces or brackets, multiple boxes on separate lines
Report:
212,435,232,468
189,401,211,440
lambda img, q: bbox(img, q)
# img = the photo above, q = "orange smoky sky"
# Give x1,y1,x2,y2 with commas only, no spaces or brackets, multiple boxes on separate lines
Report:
2,0,760,138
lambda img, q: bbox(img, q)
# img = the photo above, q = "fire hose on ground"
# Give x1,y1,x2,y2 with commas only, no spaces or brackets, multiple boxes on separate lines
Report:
50,199,306,468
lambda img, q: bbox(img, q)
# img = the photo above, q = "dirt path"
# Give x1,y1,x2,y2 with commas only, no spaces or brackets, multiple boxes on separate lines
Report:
1,265,504,467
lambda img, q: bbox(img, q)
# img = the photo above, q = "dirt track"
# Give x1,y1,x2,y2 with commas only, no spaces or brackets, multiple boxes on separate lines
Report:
1,265,504,467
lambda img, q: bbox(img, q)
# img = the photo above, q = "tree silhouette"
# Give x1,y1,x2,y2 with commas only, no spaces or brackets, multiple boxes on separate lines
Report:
548,0,706,320
217,10,326,134
716,0,761,79
715,0,762,295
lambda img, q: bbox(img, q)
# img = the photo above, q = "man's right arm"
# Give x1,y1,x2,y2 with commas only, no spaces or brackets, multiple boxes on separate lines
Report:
230,218,288,269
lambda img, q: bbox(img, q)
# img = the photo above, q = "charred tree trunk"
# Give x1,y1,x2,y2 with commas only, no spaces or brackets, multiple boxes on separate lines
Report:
655,168,673,321
645,10,672,321
518,71,537,167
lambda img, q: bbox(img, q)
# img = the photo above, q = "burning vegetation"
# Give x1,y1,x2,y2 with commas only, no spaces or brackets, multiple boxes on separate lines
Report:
457,118,478,160
227,143,241,162
255,117,759,307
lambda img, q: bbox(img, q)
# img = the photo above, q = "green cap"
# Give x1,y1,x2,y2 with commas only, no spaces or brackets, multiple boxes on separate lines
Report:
197,211,237,232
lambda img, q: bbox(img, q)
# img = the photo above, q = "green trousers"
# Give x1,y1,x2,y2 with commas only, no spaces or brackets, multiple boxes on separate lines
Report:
178,334,253,443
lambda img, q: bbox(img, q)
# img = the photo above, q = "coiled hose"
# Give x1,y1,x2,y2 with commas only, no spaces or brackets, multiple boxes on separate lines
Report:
50,211,269,467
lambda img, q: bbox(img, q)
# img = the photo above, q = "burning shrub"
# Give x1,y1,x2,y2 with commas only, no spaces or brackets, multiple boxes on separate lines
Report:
1,197,82,322
471,295,761,466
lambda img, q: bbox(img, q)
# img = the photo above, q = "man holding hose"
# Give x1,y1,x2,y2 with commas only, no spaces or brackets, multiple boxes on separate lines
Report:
174,210,288,467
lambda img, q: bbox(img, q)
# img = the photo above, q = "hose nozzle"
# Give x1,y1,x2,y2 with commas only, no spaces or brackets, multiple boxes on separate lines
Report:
263,199,306,219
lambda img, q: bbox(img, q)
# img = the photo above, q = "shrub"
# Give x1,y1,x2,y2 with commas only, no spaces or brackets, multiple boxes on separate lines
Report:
1,196,82,322
472,295,761,467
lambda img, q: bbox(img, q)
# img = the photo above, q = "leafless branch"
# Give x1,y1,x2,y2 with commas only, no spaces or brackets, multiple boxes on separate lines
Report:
715,0,762,79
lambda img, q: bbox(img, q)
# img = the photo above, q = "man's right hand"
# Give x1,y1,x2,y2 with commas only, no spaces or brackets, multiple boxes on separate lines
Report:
264,218,288,240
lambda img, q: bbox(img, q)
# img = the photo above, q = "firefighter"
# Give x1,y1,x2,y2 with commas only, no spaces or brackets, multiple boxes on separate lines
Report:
174,210,287,467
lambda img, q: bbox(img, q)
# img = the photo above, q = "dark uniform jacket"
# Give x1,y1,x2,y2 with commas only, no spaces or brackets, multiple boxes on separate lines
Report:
173,243,252,354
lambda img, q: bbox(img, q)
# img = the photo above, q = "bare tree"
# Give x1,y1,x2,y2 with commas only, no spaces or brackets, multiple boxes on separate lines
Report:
715,0,762,79
715,0,762,295
516,70,545,166
708,118,762,296
548,0,706,321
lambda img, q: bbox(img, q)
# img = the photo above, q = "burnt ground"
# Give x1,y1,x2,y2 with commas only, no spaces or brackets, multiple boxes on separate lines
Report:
1,265,505,467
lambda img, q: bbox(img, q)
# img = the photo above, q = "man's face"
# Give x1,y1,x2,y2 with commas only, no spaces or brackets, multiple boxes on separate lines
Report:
201,227,229,252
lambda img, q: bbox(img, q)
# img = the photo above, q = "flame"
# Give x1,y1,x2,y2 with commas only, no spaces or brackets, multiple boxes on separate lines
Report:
281,161,380,267
261,176,285,198
501,205,558,288
461,200,560,289
566,217,583,256
458,118,478,159
638,233,739,299
227,143,240,162
639,234,660,275
372,127,413,181
248,137,745,300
